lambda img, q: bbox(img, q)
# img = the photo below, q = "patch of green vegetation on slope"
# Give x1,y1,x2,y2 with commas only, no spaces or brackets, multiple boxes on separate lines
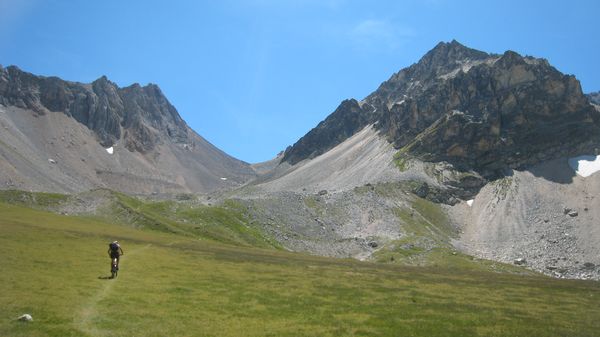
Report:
303,195,324,216
104,192,280,249
0,189,279,250
490,175,519,201
1,201,599,337
104,192,185,234
0,189,69,209
373,195,527,273
393,151,411,172
303,195,322,210
410,197,455,239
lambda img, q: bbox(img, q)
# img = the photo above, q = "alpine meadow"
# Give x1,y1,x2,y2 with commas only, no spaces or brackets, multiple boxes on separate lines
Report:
1,1,600,336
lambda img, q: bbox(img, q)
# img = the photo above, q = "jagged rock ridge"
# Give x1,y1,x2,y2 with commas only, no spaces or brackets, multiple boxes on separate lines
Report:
0,65,188,152
282,40,491,164
283,41,600,179
0,65,255,194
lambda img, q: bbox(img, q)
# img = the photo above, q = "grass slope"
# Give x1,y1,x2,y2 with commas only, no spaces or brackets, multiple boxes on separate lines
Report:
105,192,280,249
1,202,599,337
0,189,281,249
354,183,520,273
0,189,69,209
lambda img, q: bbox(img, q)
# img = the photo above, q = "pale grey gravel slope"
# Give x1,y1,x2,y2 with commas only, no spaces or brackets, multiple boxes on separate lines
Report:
0,105,255,194
242,125,437,196
450,159,600,279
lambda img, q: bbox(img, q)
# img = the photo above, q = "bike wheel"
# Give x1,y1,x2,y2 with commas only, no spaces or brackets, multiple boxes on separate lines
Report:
111,263,117,278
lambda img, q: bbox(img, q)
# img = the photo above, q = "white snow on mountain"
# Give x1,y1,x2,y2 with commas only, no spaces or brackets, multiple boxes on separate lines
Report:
568,155,600,177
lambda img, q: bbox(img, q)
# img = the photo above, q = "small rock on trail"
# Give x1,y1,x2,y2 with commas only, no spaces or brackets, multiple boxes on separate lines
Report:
17,314,33,322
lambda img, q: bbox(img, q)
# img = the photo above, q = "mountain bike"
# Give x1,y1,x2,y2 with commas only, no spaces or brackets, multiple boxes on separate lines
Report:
111,258,119,278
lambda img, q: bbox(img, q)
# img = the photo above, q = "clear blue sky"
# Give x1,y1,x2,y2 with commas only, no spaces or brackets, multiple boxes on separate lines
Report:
1,0,599,163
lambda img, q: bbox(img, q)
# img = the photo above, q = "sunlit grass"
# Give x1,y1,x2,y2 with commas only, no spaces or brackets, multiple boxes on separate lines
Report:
1,202,599,336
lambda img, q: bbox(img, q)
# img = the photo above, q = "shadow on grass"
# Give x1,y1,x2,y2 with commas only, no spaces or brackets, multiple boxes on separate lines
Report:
98,276,114,280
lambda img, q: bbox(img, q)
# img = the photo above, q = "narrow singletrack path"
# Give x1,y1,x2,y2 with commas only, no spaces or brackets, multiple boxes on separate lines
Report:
77,245,150,336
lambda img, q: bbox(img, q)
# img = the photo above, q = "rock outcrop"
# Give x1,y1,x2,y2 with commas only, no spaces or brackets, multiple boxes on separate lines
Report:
283,40,600,181
282,99,380,164
386,50,599,177
0,65,188,152
0,65,256,194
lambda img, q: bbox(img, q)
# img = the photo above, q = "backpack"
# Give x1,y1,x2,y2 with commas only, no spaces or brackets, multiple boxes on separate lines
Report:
109,242,120,251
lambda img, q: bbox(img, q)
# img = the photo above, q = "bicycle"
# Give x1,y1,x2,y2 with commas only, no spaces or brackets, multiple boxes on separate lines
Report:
111,257,119,278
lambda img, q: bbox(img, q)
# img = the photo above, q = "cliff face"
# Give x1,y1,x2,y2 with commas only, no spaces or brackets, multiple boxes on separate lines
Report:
0,66,188,152
385,50,599,177
282,41,600,178
281,98,378,164
0,65,255,194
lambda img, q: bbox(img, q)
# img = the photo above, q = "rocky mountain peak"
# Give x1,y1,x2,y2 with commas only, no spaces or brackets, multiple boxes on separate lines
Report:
93,74,110,83
283,41,600,189
284,41,496,165
0,65,258,195
0,66,190,152
495,50,527,68
382,47,599,178
365,40,492,110
421,39,490,67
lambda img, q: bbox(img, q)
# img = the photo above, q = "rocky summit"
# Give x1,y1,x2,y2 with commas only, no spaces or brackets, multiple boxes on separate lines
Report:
0,65,255,194
0,66,188,152
283,40,600,181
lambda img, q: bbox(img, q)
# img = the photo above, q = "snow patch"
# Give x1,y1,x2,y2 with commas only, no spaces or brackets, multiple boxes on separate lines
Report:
106,147,114,154
466,199,474,207
568,155,600,177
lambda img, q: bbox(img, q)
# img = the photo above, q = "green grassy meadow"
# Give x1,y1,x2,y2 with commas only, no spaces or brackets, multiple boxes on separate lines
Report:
1,200,600,337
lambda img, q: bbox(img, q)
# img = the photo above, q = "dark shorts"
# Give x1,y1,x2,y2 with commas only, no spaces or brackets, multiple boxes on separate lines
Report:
110,251,120,259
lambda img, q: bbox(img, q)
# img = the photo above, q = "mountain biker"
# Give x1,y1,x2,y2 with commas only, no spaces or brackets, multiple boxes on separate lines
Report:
108,241,124,270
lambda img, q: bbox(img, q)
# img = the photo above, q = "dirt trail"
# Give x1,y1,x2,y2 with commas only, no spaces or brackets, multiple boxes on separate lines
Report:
77,245,150,336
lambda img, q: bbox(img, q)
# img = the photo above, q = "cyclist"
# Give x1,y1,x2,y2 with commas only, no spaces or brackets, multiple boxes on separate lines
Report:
108,241,124,270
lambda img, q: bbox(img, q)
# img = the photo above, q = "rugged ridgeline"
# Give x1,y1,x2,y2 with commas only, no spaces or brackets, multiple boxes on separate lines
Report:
0,66,187,152
0,65,255,194
283,41,600,190
237,41,600,280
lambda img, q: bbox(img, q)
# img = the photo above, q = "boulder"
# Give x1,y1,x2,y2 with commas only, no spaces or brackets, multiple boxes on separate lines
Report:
514,257,526,265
